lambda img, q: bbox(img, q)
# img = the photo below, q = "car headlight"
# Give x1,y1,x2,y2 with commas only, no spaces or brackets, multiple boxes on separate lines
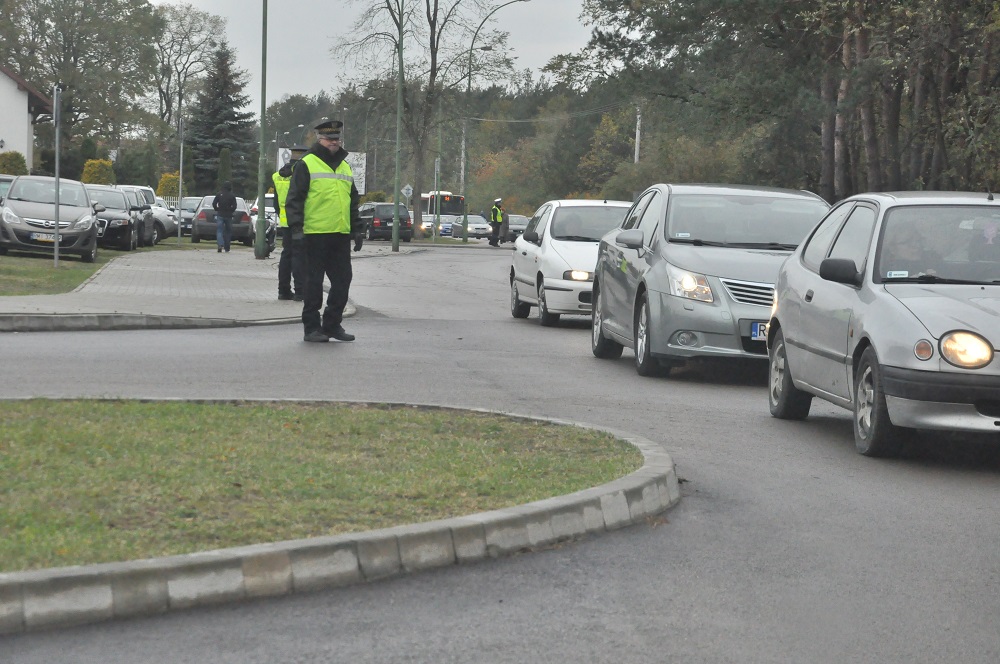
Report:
563,270,592,281
666,264,714,302
73,216,94,230
940,331,994,369
2,207,22,225
110,219,125,227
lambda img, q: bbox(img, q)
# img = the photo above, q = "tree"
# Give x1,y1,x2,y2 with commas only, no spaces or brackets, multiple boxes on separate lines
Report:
80,159,115,184
157,172,185,198
185,43,256,196
0,152,29,176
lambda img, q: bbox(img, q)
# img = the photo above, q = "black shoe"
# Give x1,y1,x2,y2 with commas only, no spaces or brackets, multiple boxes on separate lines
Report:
278,292,294,301
326,325,355,342
303,330,330,343
217,247,222,253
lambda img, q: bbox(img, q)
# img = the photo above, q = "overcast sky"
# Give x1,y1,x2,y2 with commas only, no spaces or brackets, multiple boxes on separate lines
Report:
151,0,592,109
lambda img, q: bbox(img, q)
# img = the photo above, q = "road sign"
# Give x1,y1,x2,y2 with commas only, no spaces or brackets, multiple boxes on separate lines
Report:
401,184,413,198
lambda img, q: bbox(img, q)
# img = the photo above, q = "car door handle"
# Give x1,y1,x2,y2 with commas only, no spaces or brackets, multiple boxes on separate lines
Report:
804,289,814,302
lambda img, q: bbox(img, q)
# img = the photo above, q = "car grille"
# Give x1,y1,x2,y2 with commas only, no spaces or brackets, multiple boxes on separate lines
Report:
721,279,774,307
25,217,69,230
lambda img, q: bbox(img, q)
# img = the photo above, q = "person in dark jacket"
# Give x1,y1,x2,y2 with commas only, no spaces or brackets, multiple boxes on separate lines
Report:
489,198,504,247
211,181,238,253
272,145,308,300
284,120,364,343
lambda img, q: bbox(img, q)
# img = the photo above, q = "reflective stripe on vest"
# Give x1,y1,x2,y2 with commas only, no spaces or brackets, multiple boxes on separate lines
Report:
302,153,353,234
273,172,291,226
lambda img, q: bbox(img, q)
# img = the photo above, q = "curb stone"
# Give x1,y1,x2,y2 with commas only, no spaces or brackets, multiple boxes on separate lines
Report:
0,403,679,635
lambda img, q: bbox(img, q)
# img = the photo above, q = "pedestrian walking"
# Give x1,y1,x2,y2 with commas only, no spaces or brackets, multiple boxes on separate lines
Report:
273,145,307,301
284,120,365,343
212,181,238,253
489,198,504,246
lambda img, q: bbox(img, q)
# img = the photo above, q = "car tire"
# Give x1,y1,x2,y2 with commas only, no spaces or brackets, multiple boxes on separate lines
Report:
137,222,146,247
81,244,96,263
510,280,530,319
537,281,560,327
634,292,667,377
152,222,163,246
591,284,623,359
853,347,904,457
768,328,812,420
403,236,411,243
191,233,200,243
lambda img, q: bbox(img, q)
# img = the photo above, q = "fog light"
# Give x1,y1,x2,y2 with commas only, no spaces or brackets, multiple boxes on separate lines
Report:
676,331,699,347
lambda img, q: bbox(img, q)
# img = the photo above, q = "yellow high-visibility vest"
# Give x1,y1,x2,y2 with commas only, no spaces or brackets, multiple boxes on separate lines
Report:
301,153,353,234
273,171,291,226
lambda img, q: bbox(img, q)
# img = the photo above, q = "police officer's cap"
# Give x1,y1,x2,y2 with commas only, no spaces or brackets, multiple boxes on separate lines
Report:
290,144,308,158
494,198,502,204
315,120,343,141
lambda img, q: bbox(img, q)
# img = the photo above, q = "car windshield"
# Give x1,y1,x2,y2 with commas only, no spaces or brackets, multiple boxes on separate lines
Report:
375,204,408,218
181,197,201,212
550,206,628,241
666,194,828,247
87,189,127,210
876,205,1000,284
0,179,12,199
7,179,88,206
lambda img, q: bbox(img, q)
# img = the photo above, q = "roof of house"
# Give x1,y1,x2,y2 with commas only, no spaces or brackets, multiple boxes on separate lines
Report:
0,63,53,116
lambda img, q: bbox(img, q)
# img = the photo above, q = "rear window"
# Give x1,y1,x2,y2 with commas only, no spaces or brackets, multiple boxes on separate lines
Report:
375,204,408,218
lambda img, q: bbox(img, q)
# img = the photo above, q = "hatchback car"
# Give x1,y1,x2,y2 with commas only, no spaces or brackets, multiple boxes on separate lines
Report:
190,196,254,245
590,184,830,376
153,196,179,237
0,175,102,262
0,174,13,200
359,202,412,241
767,191,1000,456
85,184,142,251
510,199,632,325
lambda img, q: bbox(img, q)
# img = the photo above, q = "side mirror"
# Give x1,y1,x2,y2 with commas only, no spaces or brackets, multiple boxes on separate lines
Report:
92,203,106,213
615,228,644,250
819,257,862,286
523,230,540,244
141,204,151,211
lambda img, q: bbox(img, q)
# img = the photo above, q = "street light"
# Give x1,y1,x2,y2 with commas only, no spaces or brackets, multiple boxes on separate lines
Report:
342,106,348,148
253,0,269,259
460,0,529,242
363,96,376,196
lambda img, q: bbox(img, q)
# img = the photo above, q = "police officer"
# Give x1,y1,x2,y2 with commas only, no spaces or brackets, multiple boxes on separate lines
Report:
284,120,365,343
489,198,503,246
272,144,307,301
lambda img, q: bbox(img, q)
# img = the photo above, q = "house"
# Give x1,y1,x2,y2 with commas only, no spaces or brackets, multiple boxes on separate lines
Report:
0,64,53,170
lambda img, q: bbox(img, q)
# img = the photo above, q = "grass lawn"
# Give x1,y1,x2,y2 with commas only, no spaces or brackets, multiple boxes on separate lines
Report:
0,400,643,573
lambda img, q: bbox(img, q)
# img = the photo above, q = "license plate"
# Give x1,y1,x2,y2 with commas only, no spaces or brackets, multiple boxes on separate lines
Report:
30,232,55,242
751,321,768,341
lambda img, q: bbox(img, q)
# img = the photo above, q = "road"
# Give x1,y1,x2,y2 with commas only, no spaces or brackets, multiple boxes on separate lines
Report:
4,247,1000,663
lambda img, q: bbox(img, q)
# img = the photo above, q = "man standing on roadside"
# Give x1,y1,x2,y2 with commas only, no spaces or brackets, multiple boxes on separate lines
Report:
272,144,307,301
285,120,365,343
212,181,238,253
489,198,504,247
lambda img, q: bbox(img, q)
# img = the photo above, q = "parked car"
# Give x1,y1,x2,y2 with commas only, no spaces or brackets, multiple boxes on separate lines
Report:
249,193,277,222
506,214,529,242
767,191,1000,457
190,195,254,245
117,189,158,246
153,196,179,237
178,196,201,235
0,174,13,200
85,184,141,251
510,198,632,326
0,175,102,262
590,184,830,376
359,202,412,241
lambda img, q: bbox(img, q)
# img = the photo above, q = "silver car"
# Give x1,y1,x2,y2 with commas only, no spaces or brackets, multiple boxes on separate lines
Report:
768,192,1000,456
591,184,830,376
0,175,103,262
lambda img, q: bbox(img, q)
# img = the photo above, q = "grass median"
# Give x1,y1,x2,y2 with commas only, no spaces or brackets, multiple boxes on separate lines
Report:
1,400,644,573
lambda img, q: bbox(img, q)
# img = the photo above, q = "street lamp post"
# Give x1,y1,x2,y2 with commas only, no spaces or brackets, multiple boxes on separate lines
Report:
363,96,375,195
460,0,528,242
391,1,404,252
253,0,269,259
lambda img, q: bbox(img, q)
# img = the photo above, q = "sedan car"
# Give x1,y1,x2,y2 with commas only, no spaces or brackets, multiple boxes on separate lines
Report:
506,214,529,242
767,191,1000,457
0,175,102,262
177,196,201,235
190,196,254,245
85,184,141,251
510,198,632,325
591,184,830,376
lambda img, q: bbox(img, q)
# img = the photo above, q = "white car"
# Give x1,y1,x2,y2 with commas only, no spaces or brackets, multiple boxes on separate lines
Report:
509,199,632,325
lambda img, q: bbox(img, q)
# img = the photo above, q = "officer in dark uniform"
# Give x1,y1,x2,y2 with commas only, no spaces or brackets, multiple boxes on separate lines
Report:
273,144,308,300
284,120,365,343
489,198,504,246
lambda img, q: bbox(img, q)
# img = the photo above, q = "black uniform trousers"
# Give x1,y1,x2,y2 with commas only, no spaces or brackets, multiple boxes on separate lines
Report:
277,227,304,296
489,222,501,246
301,232,352,334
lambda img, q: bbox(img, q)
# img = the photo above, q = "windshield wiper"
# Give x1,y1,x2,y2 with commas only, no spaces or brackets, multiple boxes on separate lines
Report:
730,241,798,250
555,235,598,242
884,274,992,285
668,237,727,247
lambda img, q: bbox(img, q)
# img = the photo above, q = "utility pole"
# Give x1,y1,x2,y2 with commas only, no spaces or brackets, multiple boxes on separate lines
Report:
391,0,404,252
253,0,269,259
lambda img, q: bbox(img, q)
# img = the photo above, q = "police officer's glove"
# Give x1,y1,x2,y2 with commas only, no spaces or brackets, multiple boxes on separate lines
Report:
353,233,364,252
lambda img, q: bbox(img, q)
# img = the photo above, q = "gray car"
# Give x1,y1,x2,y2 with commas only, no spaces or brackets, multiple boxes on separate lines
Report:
0,175,103,262
591,184,830,376
767,191,1000,457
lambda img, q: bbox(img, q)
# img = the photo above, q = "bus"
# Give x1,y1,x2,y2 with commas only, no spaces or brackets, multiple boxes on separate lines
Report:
418,191,465,218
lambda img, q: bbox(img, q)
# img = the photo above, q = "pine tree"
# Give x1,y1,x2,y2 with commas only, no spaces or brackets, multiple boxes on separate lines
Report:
186,43,255,196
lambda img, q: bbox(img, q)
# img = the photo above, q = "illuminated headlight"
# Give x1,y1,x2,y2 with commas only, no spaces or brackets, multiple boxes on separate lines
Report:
940,331,994,369
2,207,22,224
667,264,713,302
73,216,94,230
564,270,591,281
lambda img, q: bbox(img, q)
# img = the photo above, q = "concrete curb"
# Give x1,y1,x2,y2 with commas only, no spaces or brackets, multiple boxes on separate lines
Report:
0,314,301,332
0,404,679,635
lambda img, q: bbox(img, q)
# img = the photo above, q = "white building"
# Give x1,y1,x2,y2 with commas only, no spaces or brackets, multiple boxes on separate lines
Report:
0,64,52,170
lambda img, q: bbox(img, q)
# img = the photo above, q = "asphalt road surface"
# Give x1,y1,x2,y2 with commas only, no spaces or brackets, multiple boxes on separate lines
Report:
4,247,1000,663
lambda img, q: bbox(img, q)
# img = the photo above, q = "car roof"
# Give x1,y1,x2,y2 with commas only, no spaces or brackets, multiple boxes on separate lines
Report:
547,199,633,208
660,183,827,201
13,175,84,185
84,184,116,191
843,191,1000,206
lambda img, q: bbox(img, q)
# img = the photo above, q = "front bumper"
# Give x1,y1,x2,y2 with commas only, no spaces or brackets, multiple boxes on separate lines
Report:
882,366,1000,432
541,277,593,315
649,290,771,360
0,222,96,256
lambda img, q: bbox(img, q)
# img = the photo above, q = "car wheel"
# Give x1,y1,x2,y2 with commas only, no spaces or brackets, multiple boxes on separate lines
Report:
81,244,96,263
510,280,530,319
591,284,623,359
634,292,667,377
403,236,411,243
191,233,200,243
152,223,163,246
537,281,560,326
768,328,812,419
853,347,904,457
